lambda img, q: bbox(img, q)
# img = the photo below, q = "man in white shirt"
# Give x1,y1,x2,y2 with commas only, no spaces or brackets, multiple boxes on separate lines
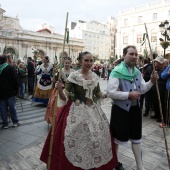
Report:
107,45,158,170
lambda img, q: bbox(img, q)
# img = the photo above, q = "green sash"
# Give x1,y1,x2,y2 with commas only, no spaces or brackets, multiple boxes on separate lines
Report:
110,61,138,81
0,63,8,75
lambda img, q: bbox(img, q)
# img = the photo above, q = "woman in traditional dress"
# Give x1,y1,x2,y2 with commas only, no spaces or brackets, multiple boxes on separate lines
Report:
32,56,53,106
40,51,118,170
45,57,74,124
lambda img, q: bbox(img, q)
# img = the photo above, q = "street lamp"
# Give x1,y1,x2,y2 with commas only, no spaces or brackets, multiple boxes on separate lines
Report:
159,20,170,58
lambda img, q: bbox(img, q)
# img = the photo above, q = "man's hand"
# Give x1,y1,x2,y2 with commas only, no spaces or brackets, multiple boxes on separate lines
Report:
128,91,141,100
151,71,159,84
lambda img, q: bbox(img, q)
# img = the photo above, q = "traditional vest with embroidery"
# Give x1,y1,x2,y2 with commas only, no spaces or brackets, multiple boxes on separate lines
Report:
114,70,142,111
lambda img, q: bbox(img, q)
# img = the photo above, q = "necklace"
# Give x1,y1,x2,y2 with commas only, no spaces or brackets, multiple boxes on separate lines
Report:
81,70,91,80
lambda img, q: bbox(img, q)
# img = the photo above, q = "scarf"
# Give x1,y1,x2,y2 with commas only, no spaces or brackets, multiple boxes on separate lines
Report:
0,63,8,75
110,61,138,81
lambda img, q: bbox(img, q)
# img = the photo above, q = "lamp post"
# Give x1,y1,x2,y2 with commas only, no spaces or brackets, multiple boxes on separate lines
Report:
159,20,170,58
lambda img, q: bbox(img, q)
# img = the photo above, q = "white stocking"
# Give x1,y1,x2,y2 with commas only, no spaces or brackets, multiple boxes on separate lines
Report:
132,143,145,170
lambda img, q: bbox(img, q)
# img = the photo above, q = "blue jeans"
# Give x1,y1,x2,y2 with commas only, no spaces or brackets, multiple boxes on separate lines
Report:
20,82,25,98
0,96,19,125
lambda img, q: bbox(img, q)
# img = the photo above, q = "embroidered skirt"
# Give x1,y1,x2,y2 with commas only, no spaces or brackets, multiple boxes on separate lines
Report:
40,100,118,170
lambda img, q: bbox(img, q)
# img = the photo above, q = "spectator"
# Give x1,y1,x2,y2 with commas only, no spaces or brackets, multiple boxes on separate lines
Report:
163,59,169,68
140,58,153,116
27,57,35,93
151,56,166,122
0,54,20,129
18,63,27,99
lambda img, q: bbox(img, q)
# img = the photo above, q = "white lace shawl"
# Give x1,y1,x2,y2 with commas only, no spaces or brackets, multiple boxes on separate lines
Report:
39,63,53,74
67,70,99,101
37,64,53,90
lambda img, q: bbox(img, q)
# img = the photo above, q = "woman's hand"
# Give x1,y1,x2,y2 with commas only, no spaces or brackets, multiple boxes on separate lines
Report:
55,79,64,90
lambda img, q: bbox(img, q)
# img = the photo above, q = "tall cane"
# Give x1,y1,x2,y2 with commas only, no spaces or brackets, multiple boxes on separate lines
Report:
26,68,29,99
31,55,37,105
144,23,170,169
166,90,170,129
47,12,69,170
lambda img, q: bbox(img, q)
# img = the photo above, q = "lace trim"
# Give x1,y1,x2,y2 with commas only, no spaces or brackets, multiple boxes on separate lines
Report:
57,89,69,107
67,70,99,100
40,64,53,73
37,78,52,90
64,102,113,169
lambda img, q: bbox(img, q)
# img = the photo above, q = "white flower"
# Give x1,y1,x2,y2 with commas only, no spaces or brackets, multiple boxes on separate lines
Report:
31,48,39,54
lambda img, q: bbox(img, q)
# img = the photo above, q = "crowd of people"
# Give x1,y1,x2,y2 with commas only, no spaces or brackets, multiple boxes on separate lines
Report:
0,45,170,170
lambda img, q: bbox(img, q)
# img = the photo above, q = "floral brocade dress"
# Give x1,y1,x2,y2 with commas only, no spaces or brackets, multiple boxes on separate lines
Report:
40,70,118,170
32,64,53,105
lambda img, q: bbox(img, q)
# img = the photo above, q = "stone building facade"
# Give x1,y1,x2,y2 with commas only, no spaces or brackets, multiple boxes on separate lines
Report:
69,20,111,61
116,0,170,60
0,6,84,63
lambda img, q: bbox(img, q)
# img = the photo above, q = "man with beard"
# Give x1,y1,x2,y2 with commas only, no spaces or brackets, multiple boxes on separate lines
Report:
107,45,158,170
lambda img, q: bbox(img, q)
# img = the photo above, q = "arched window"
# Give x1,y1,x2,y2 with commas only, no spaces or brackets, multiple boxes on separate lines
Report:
3,47,16,55
60,52,68,58
123,33,128,45
38,50,45,57
137,34,142,43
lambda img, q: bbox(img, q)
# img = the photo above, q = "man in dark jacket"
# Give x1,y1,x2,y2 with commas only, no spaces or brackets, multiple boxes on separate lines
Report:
0,54,20,129
26,57,35,93
140,58,153,116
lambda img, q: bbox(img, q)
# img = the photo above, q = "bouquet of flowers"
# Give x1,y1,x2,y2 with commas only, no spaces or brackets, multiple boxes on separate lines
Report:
31,48,39,55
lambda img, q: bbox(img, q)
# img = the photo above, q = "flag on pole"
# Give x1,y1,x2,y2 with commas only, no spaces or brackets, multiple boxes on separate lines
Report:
141,33,148,46
66,28,69,44
55,55,58,64
3,46,7,54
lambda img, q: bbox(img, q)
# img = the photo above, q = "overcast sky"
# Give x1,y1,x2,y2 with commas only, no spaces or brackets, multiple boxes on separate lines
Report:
1,0,157,34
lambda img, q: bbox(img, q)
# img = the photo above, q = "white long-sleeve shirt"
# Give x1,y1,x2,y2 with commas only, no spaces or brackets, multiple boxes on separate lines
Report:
107,73,153,100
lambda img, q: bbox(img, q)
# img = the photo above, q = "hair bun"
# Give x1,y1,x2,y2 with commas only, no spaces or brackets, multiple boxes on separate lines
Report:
64,57,71,61
77,52,82,61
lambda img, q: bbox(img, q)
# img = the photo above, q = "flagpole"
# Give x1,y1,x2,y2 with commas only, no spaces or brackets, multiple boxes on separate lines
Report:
31,49,38,105
47,12,69,170
144,23,170,169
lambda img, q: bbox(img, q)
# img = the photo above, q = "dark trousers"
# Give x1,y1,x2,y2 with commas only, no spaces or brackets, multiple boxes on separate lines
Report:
140,89,152,114
28,76,34,92
153,90,166,119
110,104,142,142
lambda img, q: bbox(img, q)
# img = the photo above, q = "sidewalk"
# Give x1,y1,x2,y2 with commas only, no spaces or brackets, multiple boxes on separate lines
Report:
0,79,170,170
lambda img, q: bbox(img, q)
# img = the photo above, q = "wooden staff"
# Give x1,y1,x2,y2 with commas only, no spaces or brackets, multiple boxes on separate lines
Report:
25,67,29,99
47,12,69,170
166,85,170,129
144,23,170,169
18,89,23,112
31,53,37,105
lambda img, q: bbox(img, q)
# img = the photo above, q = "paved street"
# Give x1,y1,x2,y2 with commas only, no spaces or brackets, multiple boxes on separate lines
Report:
0,78,170,170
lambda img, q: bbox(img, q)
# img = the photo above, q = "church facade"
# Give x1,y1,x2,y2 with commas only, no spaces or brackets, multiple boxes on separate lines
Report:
0,6,84,63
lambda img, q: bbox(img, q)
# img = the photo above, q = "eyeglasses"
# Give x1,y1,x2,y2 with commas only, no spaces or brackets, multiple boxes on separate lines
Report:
83,59,93,63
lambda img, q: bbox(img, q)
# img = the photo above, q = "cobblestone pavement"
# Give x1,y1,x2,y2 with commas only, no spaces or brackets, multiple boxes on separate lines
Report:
0,78,170,170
